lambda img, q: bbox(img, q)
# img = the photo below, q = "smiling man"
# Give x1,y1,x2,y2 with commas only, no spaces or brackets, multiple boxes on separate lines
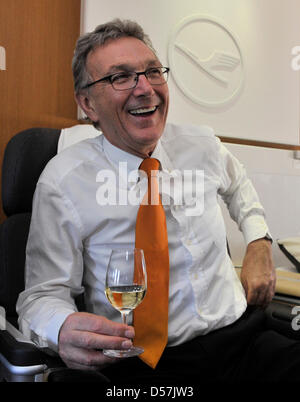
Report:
16,19,300,383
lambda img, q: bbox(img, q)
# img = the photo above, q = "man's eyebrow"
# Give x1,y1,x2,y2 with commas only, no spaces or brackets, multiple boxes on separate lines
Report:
105,64,133,75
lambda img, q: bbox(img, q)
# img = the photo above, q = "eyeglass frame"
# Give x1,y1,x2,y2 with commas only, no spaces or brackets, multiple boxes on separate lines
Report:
81,66,170,91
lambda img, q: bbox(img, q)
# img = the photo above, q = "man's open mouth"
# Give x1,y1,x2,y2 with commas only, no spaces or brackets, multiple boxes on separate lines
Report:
128,106,158,117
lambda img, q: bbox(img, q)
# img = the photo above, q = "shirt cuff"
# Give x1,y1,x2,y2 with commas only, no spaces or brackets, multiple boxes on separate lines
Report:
240,214,272,245
44,309,75,352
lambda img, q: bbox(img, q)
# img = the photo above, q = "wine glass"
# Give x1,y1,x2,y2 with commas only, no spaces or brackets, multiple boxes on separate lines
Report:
103,248,147,358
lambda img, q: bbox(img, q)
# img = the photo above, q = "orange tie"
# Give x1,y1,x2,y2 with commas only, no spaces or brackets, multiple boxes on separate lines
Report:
134,158,169,369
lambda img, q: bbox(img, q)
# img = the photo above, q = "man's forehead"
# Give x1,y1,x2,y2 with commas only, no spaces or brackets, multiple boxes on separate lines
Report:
86,37,159,75
104,59,160,73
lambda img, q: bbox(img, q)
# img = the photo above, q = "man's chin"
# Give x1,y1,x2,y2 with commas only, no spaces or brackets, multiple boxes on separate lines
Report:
126,131,162,157
133,122,165,139
136,131,162,146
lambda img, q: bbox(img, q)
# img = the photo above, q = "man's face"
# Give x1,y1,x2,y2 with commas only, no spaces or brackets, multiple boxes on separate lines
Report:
77,36,169,157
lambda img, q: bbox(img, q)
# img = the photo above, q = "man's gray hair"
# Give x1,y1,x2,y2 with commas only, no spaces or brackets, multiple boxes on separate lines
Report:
72,19,157,94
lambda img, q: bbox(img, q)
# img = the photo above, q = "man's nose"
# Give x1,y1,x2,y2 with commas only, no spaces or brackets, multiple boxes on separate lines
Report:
133,74,155,95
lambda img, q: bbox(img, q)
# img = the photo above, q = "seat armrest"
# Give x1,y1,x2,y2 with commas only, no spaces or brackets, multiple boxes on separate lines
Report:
0,329,47,366
0,316,63,368
0,318,66,381
0,325,49,381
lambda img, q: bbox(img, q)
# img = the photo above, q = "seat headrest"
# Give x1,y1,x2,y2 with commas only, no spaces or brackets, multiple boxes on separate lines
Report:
2,128,60,216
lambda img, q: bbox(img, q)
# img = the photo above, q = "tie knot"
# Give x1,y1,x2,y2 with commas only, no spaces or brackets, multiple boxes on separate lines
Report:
139,158,160,177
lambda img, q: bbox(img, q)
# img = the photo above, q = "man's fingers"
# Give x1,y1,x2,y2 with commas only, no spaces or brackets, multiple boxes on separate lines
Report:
246,282,275,307
69,330,133,351
65,312,134,338
58,312,136,370
246,287,259,305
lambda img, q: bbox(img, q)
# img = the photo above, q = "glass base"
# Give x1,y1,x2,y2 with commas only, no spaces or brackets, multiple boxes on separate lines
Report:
103,346,144,358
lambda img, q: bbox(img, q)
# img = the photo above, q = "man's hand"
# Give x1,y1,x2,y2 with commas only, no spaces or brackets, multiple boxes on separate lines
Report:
240,238,276,308
58,312,134,371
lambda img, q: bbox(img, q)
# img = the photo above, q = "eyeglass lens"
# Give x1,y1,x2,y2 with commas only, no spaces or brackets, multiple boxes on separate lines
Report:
112,68,168,90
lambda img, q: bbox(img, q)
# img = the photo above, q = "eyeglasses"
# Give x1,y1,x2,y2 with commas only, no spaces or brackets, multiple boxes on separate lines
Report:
82,67,170,91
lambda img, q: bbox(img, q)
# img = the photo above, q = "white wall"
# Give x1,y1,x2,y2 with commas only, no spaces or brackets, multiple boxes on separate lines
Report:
81,0,300,145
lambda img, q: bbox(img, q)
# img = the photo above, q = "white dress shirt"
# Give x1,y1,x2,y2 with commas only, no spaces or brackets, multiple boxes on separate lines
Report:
16,123,269,352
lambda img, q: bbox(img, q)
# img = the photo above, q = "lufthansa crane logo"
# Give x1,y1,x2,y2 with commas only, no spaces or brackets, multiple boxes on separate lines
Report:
168,15,244,107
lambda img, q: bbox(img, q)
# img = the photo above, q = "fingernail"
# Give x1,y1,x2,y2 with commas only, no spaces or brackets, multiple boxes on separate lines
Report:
125,329,134,338
122,340,132,349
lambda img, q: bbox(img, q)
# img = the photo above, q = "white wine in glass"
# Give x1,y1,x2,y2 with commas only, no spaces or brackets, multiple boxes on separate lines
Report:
103,248,147,358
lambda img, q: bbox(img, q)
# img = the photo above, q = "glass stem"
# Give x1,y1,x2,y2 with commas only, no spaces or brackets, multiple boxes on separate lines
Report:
121,312,133,347
121,312,128,325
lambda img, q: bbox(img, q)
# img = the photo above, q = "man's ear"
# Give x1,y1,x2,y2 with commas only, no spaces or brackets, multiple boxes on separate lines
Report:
75,92,98,123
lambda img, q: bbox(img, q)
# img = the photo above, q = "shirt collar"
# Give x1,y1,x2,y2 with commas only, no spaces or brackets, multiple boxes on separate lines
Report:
151,139,174,173
102,135,174,188
102,135,142,175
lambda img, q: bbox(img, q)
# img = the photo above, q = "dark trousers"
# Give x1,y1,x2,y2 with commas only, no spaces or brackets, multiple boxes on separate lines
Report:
102,307,300,383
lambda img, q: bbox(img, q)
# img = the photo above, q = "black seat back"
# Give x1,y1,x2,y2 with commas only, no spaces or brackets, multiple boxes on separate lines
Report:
0,128,60,324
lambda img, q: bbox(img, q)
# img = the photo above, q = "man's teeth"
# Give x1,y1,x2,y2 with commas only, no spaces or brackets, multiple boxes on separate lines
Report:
129,106,157,115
